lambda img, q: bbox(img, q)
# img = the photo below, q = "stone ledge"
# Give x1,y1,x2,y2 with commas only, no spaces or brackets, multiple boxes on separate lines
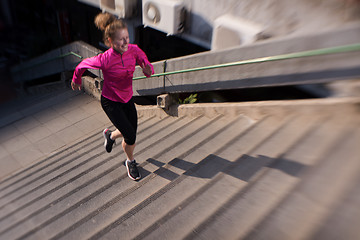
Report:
82,76,102,101
137,97,360,123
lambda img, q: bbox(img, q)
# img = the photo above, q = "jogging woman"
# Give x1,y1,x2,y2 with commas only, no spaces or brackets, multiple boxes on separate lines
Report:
71,13,154,180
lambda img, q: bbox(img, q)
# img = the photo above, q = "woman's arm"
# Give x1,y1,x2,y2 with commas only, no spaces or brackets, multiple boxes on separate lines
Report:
71,54,104,89
135,46,154,77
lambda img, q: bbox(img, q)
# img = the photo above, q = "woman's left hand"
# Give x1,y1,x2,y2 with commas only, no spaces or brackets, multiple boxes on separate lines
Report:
71,81,82,91
141,63,152,76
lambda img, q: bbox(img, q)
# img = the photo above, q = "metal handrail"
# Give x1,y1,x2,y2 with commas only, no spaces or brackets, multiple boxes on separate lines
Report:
59,51,83,59
12,43,360,81
133,43,360,80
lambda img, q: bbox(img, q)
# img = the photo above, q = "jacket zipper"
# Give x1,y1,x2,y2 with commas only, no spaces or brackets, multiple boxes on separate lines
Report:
120,53,125,67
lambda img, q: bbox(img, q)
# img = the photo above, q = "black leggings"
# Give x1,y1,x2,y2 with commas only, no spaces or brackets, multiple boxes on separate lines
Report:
101,95,138,145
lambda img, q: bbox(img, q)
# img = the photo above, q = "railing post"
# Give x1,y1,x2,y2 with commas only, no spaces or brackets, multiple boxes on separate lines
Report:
162,60,167,93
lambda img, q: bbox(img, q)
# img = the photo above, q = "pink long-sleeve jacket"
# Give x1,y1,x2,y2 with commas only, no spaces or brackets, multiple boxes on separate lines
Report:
72,44,154,103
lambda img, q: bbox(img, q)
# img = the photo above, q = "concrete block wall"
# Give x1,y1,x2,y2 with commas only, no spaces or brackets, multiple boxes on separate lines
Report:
11,41,102,84
132,25,360,97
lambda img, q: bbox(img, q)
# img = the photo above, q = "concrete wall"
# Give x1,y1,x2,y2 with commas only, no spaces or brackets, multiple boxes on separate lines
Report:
184,0,360,49
184,0,360,42
132,24,360,96
79,0,360,50
11,19,360,99
11,41,102,83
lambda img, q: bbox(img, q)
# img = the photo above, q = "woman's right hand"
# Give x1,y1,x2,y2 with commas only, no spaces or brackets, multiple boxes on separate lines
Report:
140,63,153,77
71,81,82,91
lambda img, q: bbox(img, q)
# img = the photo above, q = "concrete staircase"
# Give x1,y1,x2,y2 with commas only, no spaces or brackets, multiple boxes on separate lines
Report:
0,93,359,239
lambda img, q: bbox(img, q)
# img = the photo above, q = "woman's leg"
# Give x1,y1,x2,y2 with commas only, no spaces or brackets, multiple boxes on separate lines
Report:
110,129,122,140
119,99,140,180
121,98,138,161
101,96,140,180
107,128,135,161
122,139,136,161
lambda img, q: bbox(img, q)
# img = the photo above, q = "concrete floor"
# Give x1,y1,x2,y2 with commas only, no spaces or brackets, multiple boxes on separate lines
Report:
0,89,359,239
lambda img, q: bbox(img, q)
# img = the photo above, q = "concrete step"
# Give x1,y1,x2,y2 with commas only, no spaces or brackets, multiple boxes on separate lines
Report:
0,114,192,239
0,114,156,195
131,114,320,240
47,115,252,240
134,114,332,240
0,96,359,240
73,115,291,240
243,127,360,240
54,115,254,240
0,115,160,232
309,172,360,240
0,114,252,239
181,115,351,240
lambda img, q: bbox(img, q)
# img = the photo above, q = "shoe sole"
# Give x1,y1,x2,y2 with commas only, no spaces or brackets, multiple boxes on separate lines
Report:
103,129,115,153
125,161,141,181
103,129,109,151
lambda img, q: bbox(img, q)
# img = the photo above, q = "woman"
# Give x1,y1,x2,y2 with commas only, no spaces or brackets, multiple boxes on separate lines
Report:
71,13,154,180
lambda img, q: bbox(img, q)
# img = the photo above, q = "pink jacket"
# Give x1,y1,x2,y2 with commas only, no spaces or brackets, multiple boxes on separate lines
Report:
72,44,154,103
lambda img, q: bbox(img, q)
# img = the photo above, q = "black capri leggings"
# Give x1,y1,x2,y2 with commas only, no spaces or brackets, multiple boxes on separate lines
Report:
101,95,138,145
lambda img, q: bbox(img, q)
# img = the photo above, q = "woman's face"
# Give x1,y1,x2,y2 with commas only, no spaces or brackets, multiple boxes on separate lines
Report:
110,28,129,54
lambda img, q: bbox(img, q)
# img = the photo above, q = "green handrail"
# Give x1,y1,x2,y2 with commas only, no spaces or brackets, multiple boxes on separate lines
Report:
133,43,360,80
59,51,83,59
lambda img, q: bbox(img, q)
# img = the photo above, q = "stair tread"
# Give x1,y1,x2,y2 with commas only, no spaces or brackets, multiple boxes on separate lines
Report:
45,115,253,240
0,97,359,240
68,115,290,240
182,116,350,240
243,128,360,240
310,173,360,240
137,115,339,239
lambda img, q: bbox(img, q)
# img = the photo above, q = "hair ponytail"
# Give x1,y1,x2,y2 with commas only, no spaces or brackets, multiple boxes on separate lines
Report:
94,13,127,46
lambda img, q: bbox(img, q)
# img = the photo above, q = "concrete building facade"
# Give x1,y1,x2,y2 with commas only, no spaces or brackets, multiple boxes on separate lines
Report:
79,0,360,50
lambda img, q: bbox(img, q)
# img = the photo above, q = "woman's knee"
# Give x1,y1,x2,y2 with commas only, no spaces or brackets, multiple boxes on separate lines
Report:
124,135,136,145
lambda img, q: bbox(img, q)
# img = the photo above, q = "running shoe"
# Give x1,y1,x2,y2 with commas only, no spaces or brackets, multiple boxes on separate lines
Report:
103,129,115,153
125,160,141,181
